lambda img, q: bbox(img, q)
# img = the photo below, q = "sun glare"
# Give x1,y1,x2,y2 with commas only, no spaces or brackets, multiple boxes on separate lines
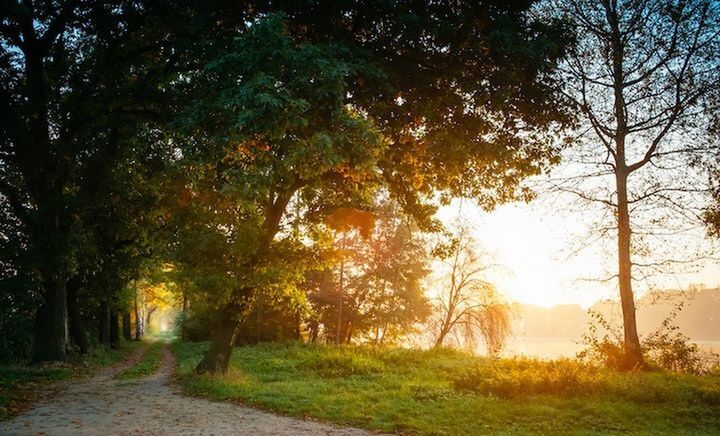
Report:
438,200,720,309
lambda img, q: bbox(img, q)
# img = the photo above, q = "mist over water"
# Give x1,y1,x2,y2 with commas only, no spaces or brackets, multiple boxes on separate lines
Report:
500,337,720,360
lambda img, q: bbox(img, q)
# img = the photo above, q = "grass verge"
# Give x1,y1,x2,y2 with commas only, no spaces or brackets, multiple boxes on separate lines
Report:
115,341,164,380
172,340,720,435
0,341,142,420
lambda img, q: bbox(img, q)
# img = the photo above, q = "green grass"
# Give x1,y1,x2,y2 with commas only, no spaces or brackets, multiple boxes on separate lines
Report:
172,341,720,435
0,342,141,420
115,341,164,380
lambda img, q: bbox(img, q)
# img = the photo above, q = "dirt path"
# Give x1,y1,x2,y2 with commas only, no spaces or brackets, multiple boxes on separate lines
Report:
0,344,371,435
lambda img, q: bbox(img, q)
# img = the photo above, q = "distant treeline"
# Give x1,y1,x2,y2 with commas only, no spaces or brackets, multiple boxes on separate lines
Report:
517,289,720,341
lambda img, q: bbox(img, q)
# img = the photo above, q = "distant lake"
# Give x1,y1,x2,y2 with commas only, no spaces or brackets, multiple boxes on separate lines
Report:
500,337,720,359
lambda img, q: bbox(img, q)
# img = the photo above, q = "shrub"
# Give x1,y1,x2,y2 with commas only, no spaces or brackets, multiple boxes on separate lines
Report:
579,305,720,374
299,348,384,377
453,359,606,398
408,383,456,401
0,288,38,362
643,321,719,375
178,310,216,342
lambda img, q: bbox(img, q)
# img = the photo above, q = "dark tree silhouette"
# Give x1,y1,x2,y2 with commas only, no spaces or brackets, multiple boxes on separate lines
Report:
551,0,720,368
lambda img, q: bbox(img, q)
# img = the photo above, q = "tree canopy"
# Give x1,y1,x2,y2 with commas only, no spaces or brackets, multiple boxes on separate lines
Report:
1,0,573,370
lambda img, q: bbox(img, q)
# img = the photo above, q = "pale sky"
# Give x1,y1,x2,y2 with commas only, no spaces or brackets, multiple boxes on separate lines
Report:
436,198,720,309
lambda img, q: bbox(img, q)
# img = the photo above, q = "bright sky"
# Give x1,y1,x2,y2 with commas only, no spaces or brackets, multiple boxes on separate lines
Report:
436,199,720,309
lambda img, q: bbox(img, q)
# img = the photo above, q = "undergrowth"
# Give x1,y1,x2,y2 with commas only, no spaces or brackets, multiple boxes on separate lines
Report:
172,341,720,434
0,342,141,420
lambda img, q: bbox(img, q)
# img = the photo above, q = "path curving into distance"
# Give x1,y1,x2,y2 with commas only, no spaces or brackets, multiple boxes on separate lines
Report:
0,343,371,435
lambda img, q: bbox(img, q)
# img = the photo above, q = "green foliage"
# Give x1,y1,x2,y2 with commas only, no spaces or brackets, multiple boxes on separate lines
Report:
249,1,574,223
179,290,305,344
2,0,574,364
0,0,184,359
167,17,395,371
0,284,37,361
172,341,720,434
577,310,629,370
167,5,575,373
177,309,214,343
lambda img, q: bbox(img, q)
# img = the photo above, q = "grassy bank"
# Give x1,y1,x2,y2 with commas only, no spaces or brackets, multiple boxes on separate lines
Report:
172,341,720,434
0,342,142,420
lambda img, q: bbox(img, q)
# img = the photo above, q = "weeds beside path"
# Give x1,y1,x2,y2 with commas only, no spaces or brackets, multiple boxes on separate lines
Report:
0,342,144,420
0,341,372,435
114,341,163,380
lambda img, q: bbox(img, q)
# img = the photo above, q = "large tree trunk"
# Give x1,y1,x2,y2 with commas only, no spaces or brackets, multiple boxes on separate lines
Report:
607,4,644,370
195,302,245,374
32,277,69,362
122,312,132,341
109,310,120,349
98,301,111,345
24,31,70,364
616,171,644,369
67,280,88,354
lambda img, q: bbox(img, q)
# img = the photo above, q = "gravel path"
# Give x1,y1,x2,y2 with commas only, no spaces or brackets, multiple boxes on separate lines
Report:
0,344,372,435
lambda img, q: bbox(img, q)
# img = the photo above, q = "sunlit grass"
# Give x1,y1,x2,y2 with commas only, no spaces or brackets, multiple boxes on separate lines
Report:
115,341,164,380
171,341,720,434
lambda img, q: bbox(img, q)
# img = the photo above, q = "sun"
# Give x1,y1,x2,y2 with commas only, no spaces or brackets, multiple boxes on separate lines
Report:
437,201,616,308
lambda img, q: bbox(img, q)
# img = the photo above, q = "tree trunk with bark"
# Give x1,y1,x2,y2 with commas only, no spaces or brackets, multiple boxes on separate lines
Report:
109,310,120,348
195,302,246,374
22,26,72,364
98,301,111,345
122,312,132,341
615,170,644,368
67,280,88,354
32,277,69,362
